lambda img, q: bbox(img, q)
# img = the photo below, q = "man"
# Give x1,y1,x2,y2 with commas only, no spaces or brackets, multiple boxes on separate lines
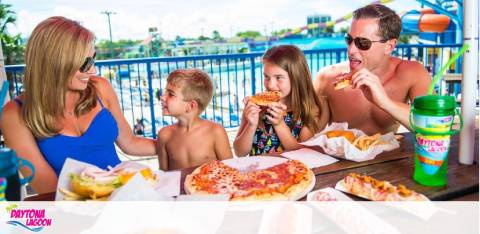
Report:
314,4,431,135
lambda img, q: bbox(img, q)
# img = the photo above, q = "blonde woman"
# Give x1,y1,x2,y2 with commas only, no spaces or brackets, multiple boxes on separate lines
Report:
0,16,156,194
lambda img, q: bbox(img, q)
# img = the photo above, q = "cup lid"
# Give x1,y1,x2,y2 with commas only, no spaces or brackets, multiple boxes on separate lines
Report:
413,95,456,111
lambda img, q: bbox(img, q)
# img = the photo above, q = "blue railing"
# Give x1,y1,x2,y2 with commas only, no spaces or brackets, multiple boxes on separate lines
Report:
5,44,464,138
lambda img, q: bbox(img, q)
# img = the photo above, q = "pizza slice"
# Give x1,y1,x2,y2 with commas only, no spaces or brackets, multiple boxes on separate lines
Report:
185,160,241,195
334,73,352,90
185,159,314,201
339,173,429,201
250,91,281,106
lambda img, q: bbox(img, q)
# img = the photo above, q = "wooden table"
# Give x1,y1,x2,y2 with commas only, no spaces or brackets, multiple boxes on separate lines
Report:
25,132,478,201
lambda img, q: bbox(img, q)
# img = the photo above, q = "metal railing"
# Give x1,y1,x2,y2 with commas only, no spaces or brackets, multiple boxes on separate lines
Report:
5,44,464,138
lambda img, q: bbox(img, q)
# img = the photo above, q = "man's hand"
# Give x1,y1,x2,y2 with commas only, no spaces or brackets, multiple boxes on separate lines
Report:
265,102,287,126
351,68,390,109
243,97,261,127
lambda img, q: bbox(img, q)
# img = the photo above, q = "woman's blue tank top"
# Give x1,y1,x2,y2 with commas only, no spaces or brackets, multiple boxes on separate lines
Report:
15,98,121,176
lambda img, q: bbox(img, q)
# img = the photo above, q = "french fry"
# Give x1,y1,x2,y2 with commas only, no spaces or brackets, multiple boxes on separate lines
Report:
59,187,83,200
353,133,382,151
59,188,83,199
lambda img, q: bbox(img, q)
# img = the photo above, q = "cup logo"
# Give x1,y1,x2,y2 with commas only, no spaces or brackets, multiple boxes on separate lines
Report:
415,134,450,175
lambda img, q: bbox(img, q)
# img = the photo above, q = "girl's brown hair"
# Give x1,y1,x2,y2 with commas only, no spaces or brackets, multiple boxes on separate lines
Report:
23,16,97,138
263,45,328,133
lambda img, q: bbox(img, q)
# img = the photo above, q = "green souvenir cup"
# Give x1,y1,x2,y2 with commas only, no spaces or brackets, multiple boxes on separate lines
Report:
410,95,462,186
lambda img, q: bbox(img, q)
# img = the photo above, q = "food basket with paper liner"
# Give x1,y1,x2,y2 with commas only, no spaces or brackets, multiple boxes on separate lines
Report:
55,158,180,201
301,122,400,162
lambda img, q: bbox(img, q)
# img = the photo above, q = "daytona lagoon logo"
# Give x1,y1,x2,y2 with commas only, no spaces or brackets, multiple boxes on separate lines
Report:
5,204,52,232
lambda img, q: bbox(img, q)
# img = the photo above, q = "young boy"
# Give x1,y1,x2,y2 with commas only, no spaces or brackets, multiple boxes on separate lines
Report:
157,69,233,170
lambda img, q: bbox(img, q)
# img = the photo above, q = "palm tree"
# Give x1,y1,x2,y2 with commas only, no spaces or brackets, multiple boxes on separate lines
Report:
0,2,24,98
0,3,24,65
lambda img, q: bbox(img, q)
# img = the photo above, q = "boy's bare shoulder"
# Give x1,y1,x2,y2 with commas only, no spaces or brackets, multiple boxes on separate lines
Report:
201,120,226,133
157,125,176,140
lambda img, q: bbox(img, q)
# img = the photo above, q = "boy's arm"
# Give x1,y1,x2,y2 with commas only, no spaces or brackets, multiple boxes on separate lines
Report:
213,124,233,160
156,130,169,171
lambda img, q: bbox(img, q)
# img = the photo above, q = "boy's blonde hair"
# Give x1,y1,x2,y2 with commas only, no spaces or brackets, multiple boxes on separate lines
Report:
263,45,328,133
167,69,213,113
23,16,97,138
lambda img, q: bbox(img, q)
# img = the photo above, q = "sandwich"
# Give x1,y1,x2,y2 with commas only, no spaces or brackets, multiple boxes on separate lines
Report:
68,166,156,199
250,91,281,106
70,166,122,199
334,73,352,90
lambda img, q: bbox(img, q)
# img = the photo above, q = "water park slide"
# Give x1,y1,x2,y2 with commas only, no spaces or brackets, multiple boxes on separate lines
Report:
402,8,451,33
279,0,394,38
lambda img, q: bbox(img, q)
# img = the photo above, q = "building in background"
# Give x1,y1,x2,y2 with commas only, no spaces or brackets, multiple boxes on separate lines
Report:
307,14,332,37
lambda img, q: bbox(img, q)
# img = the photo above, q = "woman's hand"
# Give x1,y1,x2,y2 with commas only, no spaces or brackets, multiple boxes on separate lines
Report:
266,102,287,126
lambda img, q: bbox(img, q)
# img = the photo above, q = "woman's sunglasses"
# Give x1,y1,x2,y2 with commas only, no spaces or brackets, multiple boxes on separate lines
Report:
79,52,96,73
345,34,388,51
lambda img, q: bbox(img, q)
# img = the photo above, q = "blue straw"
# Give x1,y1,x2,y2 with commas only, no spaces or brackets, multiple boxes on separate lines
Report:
0,80,9,116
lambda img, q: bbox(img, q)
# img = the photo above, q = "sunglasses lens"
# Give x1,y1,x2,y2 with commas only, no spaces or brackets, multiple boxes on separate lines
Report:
355,38,372,50
79,57,95,73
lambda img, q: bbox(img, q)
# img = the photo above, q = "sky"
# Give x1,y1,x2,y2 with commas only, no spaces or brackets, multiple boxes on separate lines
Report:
4,0,422,41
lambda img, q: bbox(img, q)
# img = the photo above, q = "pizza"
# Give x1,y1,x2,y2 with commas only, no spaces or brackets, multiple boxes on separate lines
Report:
184,159,314,201
334,73,352,90
250,91,281,106
338,173,429,201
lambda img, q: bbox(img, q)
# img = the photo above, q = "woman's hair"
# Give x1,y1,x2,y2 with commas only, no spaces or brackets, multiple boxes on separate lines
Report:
23,16,97,138
262,45,328,133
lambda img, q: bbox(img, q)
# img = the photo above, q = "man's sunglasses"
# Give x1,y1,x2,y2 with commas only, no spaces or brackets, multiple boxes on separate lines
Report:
79,52,96,73
345,34,388,51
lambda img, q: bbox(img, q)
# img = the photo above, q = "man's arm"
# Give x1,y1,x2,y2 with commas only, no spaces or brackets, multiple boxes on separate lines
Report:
381,62,431,131
351,61,431,131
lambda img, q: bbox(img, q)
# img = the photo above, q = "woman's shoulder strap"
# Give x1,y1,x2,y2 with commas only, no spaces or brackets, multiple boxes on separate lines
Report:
97,97,105,108
13,98,23,107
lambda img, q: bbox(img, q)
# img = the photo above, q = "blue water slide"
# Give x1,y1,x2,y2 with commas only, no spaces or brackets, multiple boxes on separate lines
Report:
402,10,422,33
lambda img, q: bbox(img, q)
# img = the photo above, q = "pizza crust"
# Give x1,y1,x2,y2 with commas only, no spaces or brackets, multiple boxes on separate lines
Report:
285,170,315,201
250,91,281,106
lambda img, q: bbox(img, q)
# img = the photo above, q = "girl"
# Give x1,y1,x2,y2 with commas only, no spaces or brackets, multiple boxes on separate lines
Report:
233,45,329,156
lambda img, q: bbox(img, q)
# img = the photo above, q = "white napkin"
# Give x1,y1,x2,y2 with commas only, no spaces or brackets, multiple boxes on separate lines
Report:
301,122,400,162
110,173,174,201
281,148,338,169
